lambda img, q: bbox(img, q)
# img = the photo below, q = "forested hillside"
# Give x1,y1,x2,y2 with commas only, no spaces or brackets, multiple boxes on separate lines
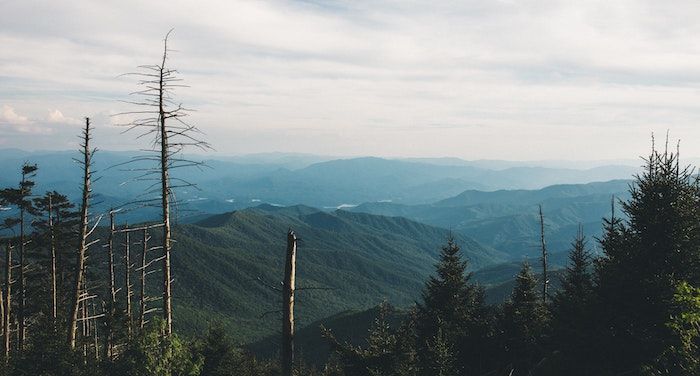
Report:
169,205,503,340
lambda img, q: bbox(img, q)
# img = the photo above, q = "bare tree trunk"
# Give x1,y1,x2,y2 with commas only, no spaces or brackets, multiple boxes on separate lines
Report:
68,118,93,349
124,229,132,337
159,44,174,336
139,229,148,330
3,243,11,361
49,194,57,321
91,302,99,362
18,180,26,349
108,210,116,307
282,230,298,376
539,204,548,305
106,210,115,358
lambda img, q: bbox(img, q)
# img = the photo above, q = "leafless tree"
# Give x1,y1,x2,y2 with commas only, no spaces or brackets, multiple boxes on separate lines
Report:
115,30,210,336
538,204,548,305
3,242,12,360
68,118,101,349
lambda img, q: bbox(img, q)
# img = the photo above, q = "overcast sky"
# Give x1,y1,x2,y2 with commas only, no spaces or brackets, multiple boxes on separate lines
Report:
1,0,700,160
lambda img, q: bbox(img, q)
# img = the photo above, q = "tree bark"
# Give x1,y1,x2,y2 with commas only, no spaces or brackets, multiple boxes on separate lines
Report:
282,230,298,376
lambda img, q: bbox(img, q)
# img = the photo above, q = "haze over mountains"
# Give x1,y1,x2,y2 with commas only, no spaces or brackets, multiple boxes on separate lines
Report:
0,149,639,213
0,148,639,260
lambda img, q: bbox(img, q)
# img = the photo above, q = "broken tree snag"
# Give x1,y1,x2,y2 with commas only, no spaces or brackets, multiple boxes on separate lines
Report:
539,204,548,305
124,227,132,336
282,230,298,376
68,117,94,349
3,243,11,360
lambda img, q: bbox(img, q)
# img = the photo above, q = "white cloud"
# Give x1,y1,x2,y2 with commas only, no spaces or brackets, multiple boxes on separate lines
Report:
47,109,79,125
1,1,700,159
0,105,30,125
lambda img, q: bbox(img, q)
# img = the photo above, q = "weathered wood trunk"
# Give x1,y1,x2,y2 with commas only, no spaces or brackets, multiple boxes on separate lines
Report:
139,229,148,330
158,42,173,337
106,210,116,358
68,118,92,349
18,174,27,349
124,229,132,336
539,204,548,305
282,230,298,376
49,194,57,321
3,243,11,360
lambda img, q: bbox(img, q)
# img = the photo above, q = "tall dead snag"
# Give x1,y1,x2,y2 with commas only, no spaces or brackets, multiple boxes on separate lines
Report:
16,163,37,349
49,194,57,321
68,118,97,349
117,30,210,336
538,204,548,305
123,227,132,336
282,230,298,376
105,209,116,358
3,243,11,360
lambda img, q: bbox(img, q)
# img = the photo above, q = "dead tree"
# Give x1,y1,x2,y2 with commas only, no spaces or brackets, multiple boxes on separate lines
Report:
116,30,210,335
123,227,132,336
17,163,37,349
282,230,298,376
105,209,116,358
49,194,57,321
3,243,11,360
538,204,548,305
68,118,99,349
139,229,149,330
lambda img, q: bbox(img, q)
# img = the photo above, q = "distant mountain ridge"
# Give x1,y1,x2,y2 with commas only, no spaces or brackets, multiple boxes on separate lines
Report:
0,149,640,223
351,180,632,258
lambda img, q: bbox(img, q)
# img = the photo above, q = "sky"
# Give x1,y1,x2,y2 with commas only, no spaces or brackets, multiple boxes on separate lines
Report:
1,0,700,160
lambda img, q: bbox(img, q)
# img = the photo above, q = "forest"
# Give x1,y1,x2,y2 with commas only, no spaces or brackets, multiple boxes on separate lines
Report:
0,36,698,376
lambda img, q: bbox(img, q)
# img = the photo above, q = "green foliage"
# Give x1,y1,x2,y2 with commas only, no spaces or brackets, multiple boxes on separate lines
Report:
594,148,700,374
112,319,203,376
195,324,278,376
499,262,549,375
643,281,700,376
324,302,417,376
549,231,596,375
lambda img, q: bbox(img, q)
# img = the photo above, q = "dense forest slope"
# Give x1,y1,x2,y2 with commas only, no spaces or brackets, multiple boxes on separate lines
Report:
168,205,504,341
351,180,631,257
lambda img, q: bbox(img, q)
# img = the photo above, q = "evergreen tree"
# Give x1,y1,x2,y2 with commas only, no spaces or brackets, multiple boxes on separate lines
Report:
416,236,488,376
594,146,700,374
550,229,595,375
643,281,700,376
499,262,548,375
324,302,407,376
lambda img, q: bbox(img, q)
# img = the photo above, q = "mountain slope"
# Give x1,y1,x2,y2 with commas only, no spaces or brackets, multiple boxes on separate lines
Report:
351,180,631,258
168,205,503,341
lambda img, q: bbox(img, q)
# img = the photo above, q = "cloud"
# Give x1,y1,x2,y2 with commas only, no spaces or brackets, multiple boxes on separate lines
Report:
47,109,79,125
0,105,30,125
0,1,700,159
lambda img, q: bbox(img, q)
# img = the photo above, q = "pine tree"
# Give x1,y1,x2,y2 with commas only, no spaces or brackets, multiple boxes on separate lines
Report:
500,262,548,375
594,145,700,374
550,228,595,375
416,235,489,376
